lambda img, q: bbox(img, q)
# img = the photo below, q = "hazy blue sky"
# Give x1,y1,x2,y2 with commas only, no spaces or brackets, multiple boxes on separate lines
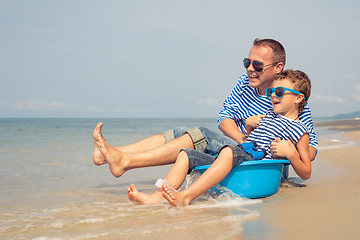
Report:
1,0,359,118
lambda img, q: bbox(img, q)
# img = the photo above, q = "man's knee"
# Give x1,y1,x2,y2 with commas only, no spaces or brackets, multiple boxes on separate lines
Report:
164,126,208,152
185,127,207,152
164,127,188,143
164,129,175,143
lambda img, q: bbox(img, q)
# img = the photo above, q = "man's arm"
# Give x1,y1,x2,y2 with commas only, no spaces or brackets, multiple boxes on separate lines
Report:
219,118,247,144
218,74,250,143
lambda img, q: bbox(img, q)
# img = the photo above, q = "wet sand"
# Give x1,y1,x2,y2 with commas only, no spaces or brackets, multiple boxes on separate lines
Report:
243,120,360,239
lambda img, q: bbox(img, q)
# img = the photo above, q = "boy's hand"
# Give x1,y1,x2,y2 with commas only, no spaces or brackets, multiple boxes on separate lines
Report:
270,137,299,160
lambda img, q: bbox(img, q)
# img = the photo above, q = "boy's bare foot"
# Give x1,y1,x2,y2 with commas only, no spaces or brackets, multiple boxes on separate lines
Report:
162,184,190,207
93,123,107,165
127,184,164,205
95,123,129,178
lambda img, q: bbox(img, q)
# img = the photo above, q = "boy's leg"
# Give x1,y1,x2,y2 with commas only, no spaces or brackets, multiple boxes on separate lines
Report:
127,150,191,204
95,124,195,178
162,146,234,207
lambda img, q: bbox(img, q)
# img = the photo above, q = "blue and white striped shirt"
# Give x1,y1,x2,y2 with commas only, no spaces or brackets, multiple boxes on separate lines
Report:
218,73,318,152
246,109,309,160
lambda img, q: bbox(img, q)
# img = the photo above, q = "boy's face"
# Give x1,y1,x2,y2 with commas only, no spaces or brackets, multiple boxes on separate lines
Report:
270,79,302,119
247,46,283,95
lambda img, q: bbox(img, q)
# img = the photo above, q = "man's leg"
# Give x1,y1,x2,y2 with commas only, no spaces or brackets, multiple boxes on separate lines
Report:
95,123,195,178
93,123,168,165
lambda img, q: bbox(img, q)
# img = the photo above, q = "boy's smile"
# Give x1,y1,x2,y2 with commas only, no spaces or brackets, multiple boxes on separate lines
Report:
270,79,302,120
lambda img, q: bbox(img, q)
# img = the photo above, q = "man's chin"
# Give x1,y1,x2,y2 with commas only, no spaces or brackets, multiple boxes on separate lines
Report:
248,79,260,88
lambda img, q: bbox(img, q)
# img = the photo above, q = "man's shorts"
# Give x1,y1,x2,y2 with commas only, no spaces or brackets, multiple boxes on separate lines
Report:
164,126,238,156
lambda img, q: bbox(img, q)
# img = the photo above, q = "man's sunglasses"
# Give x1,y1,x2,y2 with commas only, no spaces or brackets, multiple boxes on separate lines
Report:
266,87,306,100
243,58,279,72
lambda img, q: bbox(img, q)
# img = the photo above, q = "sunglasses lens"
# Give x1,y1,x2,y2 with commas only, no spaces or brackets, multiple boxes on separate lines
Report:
252,61,263,72
243,58,251,68
266,88,273,98
275,87,285,97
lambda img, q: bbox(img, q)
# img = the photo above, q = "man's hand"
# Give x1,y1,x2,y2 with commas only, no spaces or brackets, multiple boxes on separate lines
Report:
245,115,265,135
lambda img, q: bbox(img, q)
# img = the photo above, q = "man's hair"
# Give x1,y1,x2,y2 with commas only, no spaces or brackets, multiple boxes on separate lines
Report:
275,69,311,113
253,38,286,66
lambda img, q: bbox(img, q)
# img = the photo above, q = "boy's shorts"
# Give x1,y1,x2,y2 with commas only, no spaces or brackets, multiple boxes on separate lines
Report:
183,144,253,174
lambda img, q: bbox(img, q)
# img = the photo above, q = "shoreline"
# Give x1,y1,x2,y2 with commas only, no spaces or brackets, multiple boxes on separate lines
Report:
243,119,360,239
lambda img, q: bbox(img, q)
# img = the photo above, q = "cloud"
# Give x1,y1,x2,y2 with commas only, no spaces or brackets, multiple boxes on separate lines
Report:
2,100,76,111
352,84,360,101
346,75,359,81
313,94,345,103
196,98,222,107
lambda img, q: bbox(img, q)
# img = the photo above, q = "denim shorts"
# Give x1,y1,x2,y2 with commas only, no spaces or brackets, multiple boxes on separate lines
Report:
183,144,253,173
164,127,238,156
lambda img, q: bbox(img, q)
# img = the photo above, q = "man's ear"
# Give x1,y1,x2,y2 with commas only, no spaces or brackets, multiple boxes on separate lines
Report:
275,62,284,74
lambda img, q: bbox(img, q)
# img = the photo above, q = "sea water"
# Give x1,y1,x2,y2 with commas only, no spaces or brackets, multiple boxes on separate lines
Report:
0,118,355,239
0,118,262,240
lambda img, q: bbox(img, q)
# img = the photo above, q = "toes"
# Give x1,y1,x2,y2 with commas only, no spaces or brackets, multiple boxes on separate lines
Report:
130,184,137,192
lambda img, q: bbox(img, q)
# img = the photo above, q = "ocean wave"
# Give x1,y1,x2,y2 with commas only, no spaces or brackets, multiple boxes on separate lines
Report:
0,191,260,240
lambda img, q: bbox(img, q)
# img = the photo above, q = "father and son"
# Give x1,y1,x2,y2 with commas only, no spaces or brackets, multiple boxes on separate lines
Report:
92,38,318,207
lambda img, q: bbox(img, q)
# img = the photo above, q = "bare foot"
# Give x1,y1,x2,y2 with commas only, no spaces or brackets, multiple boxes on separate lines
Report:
162,184,190,207
95,124,128,178
127,184,164,205
93,123,107,165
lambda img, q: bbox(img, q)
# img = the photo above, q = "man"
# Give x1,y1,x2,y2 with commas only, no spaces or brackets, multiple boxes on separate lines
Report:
93,38,317,179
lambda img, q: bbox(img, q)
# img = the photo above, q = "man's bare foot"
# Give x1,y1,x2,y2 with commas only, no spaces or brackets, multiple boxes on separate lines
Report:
127,184,164,205
93,123,107,166
162,184,190,207
95,124,128,178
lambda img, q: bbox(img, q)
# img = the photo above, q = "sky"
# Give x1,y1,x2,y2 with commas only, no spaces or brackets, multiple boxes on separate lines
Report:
0,0,359,118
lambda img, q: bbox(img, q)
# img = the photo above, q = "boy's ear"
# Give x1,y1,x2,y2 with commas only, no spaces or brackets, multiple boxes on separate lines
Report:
295,94,305,103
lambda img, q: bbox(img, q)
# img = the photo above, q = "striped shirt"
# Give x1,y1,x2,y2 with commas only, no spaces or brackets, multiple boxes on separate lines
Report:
246,109,309,160
218,73,318,152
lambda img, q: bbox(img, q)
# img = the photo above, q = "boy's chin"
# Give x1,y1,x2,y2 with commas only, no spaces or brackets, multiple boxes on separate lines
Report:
272,108,283,115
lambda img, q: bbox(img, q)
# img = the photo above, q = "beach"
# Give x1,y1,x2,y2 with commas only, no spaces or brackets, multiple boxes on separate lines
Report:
242,120,360,240
1,118,360,239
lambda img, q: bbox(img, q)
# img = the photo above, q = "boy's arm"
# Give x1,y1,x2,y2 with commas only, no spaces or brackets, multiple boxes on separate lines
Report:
270,134,311,180
299,105,318,160
309,146,316,162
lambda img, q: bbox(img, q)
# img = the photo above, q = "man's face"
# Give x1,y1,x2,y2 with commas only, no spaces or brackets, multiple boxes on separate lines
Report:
246,46,282,95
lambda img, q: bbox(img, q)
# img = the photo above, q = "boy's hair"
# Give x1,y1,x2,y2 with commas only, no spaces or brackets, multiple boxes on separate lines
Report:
253,38,286,67
275,69,311,113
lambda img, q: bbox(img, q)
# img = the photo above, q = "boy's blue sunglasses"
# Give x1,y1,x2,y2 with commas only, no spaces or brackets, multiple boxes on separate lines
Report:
266,87,305,100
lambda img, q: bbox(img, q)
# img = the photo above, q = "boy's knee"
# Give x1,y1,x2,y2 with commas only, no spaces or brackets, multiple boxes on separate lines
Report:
220,146,234,155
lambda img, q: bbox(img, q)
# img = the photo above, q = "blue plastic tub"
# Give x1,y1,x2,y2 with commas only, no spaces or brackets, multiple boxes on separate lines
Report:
194,159,290,198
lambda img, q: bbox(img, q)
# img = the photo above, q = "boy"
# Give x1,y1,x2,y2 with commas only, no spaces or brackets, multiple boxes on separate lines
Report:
126,69,312,206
